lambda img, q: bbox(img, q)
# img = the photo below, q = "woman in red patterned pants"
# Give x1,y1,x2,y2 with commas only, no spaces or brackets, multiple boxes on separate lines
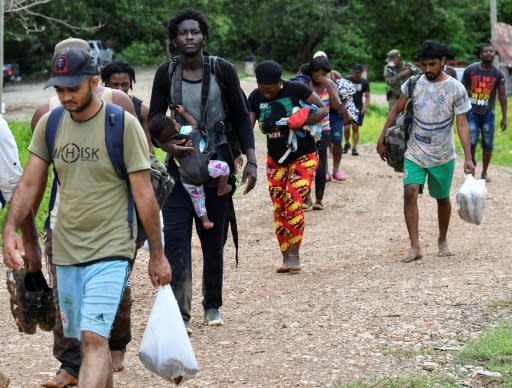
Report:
248,60,326,272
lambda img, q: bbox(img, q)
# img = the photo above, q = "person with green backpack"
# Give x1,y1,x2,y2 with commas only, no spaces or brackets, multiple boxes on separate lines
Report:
377,40,474,263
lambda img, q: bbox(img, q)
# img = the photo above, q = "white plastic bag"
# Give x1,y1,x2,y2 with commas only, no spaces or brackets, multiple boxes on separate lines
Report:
456,174,487,225
138,285,199,384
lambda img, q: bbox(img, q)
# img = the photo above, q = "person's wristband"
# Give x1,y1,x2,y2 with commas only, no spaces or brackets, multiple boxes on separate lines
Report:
247,161,257,168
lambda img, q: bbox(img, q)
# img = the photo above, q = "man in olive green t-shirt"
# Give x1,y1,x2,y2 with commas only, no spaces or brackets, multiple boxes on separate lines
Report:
2,47,171,388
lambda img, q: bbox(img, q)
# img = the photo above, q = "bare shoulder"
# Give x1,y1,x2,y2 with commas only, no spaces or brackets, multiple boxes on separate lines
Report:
140,102,149,118
31,103,50,132
329,70,342,80
111,89,136,115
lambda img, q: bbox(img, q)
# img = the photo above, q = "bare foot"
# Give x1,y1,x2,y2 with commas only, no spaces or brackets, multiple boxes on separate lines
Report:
217,183,232,196
111,350,125,372
200,215,214,230
41,369,77,388
438,240,454,257
401,247,423,263
0,370,10,388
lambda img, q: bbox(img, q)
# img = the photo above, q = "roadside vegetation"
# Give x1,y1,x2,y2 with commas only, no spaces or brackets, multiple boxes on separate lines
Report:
5,1,512,82
335,321,512,387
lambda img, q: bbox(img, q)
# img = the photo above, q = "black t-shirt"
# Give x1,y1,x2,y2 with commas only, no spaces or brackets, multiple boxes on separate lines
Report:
346,76,370,110
248,81,316,165
462,63,505,115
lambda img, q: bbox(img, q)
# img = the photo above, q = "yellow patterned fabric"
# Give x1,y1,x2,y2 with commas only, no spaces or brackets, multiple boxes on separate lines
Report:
266,152,318,252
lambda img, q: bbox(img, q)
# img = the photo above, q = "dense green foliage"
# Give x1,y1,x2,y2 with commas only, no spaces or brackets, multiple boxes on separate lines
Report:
4,0,512,79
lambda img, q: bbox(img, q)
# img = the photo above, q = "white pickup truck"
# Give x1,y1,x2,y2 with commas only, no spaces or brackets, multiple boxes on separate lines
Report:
88,40,114,71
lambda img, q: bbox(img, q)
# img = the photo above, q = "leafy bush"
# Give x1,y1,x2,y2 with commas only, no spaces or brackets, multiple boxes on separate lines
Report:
118,41,167,66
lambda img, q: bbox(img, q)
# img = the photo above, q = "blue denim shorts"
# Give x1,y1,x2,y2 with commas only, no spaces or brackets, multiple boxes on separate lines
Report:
328,113,343,145
56,259,131,340
467,110,495,152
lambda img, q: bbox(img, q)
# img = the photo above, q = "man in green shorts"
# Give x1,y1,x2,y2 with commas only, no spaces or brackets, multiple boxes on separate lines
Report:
377,40,475,263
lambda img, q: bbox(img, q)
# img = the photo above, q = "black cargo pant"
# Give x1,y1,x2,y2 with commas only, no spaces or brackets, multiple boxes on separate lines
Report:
162,181,229,322
46,230,132,377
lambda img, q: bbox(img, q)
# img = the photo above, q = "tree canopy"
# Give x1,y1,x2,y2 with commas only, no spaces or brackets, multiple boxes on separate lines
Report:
4,0,512,79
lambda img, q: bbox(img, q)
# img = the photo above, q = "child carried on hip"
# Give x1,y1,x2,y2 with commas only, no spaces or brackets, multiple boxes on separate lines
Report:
149,108,231,229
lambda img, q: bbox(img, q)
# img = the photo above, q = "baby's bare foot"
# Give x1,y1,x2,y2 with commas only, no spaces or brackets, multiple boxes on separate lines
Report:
438,240,454,257
401,247,423,263
200,215,214,229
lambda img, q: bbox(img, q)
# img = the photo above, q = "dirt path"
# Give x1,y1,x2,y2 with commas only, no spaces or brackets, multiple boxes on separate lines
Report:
1,68,512,387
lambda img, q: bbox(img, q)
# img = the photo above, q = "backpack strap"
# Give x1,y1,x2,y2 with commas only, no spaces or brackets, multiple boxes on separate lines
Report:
404,74,421,141
223,194,239,267
168,56,180,110
407,74,421,98
45,105,65,165
131,95,143,124
209,56,240,265
44,105,66,229
44,103,135,238
169,55,240,264
104,103,135,239
104,103,127,179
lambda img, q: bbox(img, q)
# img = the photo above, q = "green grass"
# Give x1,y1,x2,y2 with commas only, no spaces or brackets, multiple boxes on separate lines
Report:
336,374,458,388
331,320,512,387
2,121,52,236
371,81,387,95
332,321,512,387
380,347,438,358
457,322,512,384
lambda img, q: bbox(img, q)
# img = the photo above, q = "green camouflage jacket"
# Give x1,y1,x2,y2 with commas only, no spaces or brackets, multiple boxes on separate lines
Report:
384,62,420,99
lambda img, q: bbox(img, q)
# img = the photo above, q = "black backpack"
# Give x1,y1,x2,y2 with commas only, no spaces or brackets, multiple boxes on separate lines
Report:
167,55,243,265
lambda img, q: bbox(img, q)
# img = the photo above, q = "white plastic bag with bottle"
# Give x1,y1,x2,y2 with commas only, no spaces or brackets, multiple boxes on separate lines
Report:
455,174,487,225
138,285,199,384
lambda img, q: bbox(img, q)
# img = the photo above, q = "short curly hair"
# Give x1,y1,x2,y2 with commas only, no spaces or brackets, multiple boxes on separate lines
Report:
479,43,495,53
167,8,209,41
100,60,136,89
416,40,452,60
